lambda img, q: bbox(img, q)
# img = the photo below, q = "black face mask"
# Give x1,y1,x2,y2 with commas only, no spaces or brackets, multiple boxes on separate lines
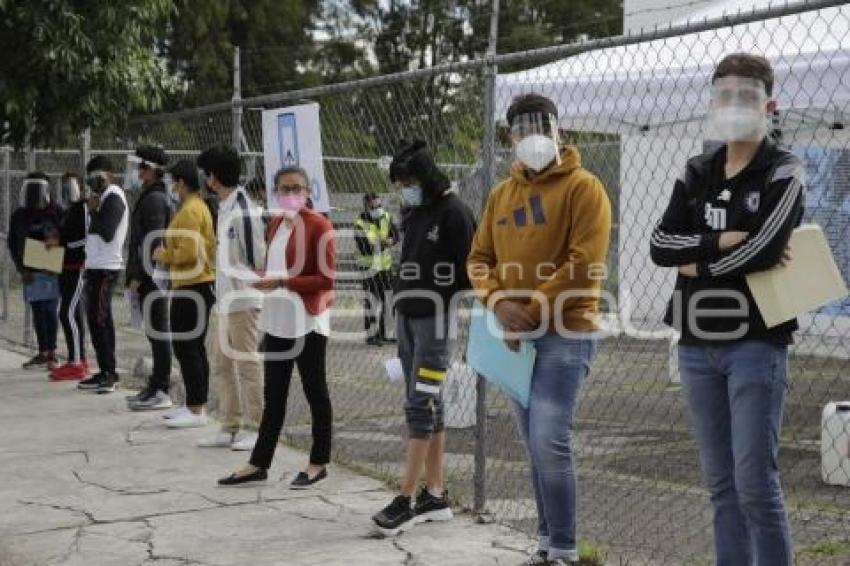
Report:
86,172,107,194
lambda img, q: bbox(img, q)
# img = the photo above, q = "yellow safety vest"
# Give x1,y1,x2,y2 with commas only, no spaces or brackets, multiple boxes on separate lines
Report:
355,213,393,271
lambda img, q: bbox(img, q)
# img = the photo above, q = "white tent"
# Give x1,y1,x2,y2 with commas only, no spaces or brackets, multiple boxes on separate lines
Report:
495,1,850,353
495,2,850,135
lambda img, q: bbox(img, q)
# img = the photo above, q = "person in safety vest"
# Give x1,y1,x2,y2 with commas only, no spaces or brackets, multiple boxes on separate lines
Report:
354,191,400,346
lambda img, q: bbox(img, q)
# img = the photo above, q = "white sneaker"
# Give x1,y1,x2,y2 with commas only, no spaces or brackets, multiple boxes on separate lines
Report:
163,406,189,420
165,410,208,429
198,432,235,448
231,431,259,451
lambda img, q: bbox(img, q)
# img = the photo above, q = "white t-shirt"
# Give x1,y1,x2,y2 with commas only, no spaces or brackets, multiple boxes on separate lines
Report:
259,222,330,339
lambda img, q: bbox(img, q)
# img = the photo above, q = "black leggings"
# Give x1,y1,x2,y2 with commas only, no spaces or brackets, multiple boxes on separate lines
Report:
250,332,333,469
59,270,86,362
170,283,214,406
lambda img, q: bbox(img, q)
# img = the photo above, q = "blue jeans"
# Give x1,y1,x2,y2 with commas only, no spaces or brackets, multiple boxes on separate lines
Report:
679,340,792,566
512,334,597,562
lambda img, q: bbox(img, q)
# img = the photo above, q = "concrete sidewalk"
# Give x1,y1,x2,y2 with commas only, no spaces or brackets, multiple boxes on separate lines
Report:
0,346,532,566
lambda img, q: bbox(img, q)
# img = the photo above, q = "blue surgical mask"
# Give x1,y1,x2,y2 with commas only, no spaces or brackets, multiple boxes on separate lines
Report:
369,207,384,220
401,186,423,207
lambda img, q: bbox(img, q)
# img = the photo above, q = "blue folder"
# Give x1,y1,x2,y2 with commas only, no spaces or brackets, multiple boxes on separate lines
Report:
465,301,536,408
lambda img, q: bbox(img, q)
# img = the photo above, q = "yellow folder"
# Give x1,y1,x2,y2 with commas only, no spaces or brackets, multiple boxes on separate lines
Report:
23,238,65,274
746,224,848,328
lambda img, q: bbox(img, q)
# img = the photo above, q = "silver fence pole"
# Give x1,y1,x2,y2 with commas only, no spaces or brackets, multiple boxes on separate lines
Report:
473,0,500,518
80,128,91,179
232,46,243,152
1,147,9,322
23,144,33,346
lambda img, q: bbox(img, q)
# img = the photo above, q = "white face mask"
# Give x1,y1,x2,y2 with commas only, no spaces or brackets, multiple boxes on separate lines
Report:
706,106,768,142
369,207,384,219
516,135,559,172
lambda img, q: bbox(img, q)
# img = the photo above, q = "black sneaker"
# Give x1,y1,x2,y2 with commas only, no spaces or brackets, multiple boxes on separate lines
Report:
22,353,49,370
372,495,415,537
77,372,105,391
126,384,154,404
413,489,453,524
96,373,119,394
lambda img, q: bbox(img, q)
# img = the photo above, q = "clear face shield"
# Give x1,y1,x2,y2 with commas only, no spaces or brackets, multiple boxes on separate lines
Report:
511,112,561,173
58,177,82,207
706,76,770,143
125,154,161,191
19,178,50,209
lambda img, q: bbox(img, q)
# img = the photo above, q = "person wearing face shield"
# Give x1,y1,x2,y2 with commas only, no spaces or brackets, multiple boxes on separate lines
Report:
354,191,400,346
466,94,612,565
48,173,90,381
77,156,129,394
650,54,802,566
7,173,64,370
124,146,176,411
369,140,476,536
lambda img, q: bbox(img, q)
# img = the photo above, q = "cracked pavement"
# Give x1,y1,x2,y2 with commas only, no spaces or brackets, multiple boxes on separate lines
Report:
0,347,532,565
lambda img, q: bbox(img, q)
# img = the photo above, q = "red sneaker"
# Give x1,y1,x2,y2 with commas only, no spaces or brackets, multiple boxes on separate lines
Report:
50,362,88,381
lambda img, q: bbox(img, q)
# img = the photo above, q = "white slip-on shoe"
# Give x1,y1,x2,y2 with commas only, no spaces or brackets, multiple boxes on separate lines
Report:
230,431,259,451
198,432,235,448
165,410,208,429
162,406,189,420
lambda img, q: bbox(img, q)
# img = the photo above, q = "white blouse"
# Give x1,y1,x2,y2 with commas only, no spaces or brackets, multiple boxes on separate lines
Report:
259,222,331,339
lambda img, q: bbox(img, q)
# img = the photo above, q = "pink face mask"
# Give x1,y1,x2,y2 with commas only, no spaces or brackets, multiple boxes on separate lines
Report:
277,194,307,215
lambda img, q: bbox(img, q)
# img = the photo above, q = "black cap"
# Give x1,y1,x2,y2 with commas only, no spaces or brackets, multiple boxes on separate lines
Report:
168,159,200,191
135,145,168,168
86,155,114,174
389,139,450,200
506,93,558,126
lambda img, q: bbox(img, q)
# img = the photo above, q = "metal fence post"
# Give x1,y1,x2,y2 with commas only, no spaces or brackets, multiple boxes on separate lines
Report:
1,147,9,322
473,0,500,518
232,46,243,153
80,128,91,179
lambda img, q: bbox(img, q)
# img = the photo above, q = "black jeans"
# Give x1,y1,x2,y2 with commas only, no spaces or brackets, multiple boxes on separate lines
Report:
250,332,333,469
170,283,214,406
363,270,394,339
59,270,86,362
85,269,119,374
139,277,172,392
31,299,59,353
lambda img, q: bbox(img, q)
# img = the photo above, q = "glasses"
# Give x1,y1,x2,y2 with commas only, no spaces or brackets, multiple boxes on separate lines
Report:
276,184,307,195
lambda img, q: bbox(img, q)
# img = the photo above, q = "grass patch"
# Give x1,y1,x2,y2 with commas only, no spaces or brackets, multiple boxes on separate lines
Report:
578,541,606,566
798,538,850,558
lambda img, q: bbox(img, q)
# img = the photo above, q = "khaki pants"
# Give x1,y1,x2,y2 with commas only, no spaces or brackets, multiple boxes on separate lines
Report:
213,309,263,433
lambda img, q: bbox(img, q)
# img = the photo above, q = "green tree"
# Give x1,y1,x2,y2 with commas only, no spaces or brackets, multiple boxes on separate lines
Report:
0,0,176,148
163,0,320,106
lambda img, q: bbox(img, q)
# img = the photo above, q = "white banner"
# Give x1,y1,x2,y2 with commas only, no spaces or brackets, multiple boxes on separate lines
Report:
261,103,330,212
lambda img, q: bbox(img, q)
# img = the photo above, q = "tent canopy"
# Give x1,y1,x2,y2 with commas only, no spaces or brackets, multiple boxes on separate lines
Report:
495,3,850,135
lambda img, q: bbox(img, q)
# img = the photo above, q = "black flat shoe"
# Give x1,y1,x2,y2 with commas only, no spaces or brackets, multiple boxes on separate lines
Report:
218,468,268,486
289,468,327,489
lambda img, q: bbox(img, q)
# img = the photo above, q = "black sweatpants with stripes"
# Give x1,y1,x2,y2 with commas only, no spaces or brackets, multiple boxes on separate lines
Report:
59,269,86,363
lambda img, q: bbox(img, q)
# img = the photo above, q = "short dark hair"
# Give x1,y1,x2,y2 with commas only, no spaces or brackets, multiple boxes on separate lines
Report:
273,166,310,189
712,53,774,96
506,93,558,126
197,145,241,187
86,155,114,173
363,191,380,207
168,159,200,191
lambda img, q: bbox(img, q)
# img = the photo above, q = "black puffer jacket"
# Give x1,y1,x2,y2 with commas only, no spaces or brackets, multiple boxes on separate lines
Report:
126,180,173,285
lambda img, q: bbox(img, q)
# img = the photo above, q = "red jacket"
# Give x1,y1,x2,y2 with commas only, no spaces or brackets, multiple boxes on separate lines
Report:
266,208,336,315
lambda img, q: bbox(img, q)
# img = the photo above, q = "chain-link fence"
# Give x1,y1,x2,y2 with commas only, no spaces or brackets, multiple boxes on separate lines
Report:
3,1,850,563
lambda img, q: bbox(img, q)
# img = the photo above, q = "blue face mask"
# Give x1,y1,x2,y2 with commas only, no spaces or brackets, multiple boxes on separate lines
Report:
401,185,423,207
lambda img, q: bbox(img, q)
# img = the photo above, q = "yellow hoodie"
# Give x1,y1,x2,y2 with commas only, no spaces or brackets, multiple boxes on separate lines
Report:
159,194,216,289
467,146,612,332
